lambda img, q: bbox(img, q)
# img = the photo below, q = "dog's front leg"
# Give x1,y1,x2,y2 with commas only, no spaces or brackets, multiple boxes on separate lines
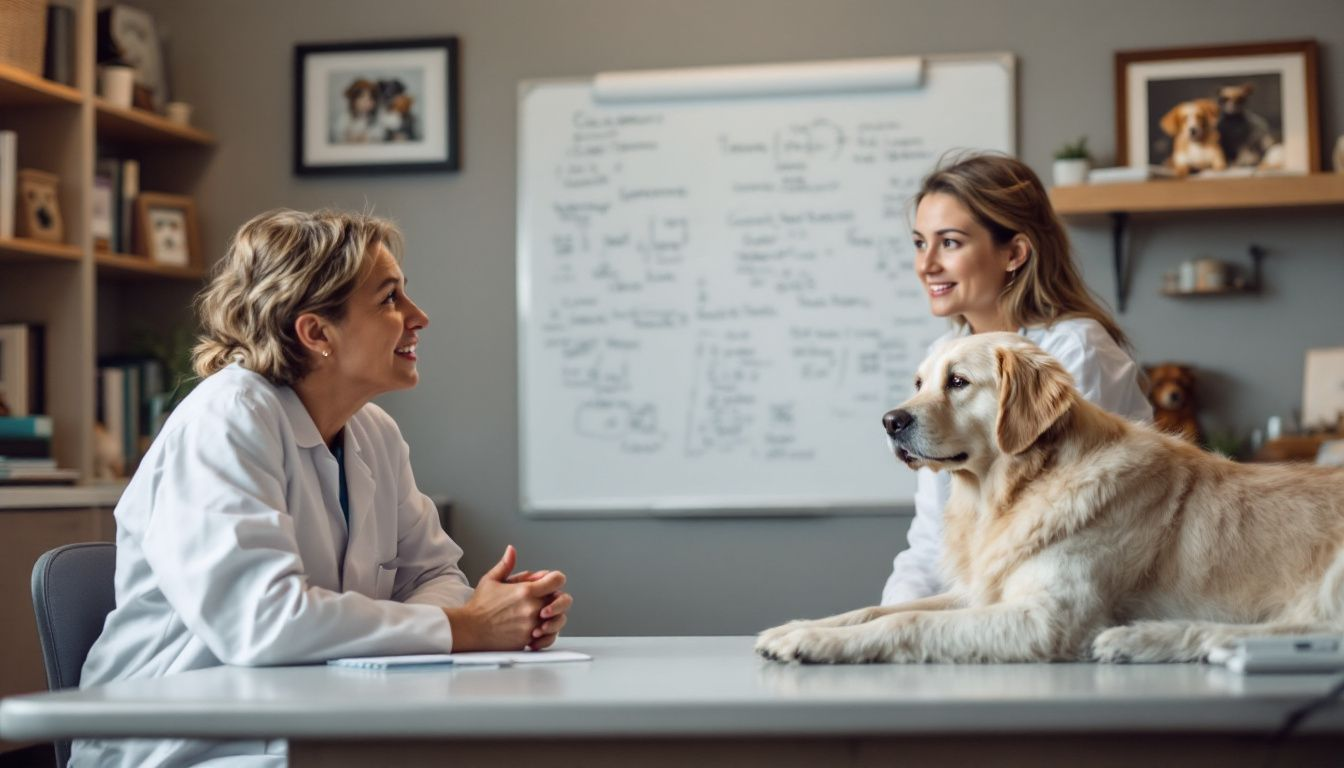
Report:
755,594,961,655
759,602,1068,664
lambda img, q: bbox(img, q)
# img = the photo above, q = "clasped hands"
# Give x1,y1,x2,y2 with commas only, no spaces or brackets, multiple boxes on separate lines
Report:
445,545,572,652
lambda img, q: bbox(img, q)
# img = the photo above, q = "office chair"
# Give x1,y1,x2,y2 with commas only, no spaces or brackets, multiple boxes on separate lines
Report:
30,542,117,768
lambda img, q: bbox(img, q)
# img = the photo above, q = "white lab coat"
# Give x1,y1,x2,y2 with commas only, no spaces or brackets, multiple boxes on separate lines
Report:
72,363,474,768
880,317,1154,605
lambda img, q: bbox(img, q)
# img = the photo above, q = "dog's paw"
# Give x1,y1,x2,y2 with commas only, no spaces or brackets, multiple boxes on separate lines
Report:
755,620,814,656
755,621,811,659
755,627,839,663
1091,622,1202,663
756,625,887,664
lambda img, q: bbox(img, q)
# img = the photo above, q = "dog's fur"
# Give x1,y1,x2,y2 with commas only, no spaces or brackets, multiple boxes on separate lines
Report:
1146,363,1200,444
756,333,1344,664
1161,99,1227,176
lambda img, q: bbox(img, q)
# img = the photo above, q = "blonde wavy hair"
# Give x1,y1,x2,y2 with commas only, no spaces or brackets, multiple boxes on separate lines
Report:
915,152,1129,349
192,209,404,385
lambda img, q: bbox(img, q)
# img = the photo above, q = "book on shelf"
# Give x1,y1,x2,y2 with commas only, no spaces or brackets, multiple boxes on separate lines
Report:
0,457,56,471
1085,165,1179,184
0,323,45,416
0,415,54,439
0,436,52,459
0,458,79,485
95,156,142,253
0,130,15,239
92,172,114,251
120,159,139,254
43,4,77,87
98,356,167,474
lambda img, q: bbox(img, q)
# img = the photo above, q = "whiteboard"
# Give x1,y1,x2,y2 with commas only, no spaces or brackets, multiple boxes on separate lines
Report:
517,54,1015,515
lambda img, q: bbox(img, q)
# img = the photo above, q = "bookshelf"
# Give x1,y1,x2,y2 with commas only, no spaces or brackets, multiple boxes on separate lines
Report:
1049,174,1344,311
0,0,215,487
0,0,218,747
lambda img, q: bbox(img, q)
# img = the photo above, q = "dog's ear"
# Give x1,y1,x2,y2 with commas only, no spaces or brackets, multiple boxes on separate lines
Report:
1160,105,1182,137
995,346,1076,455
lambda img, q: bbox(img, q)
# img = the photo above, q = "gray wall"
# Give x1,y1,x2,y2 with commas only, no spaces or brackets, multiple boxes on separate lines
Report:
141,0,1344,634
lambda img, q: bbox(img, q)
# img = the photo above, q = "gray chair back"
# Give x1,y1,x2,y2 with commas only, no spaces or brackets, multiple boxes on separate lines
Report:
30,542,117,768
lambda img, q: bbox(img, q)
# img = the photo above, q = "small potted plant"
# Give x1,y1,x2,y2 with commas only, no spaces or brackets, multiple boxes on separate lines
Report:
1052,136,1091,187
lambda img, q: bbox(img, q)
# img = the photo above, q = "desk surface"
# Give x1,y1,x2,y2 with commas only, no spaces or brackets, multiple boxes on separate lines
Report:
3,636,1344,741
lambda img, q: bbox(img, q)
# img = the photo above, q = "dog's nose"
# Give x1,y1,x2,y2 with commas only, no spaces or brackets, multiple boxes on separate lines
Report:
883,409,914,435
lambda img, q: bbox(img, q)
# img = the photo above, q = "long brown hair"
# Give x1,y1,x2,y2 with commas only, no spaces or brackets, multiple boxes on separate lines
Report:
914,152,1129,348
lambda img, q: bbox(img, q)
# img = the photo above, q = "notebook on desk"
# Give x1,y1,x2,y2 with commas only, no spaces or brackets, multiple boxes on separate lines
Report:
328,650,592,669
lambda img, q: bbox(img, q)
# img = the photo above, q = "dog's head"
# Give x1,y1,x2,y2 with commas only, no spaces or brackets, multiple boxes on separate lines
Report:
1145,363,1195,413
1217,83,1254,115
883,333,1077,473
343,79,378,114
1160,99,1220,142
378,78,408,103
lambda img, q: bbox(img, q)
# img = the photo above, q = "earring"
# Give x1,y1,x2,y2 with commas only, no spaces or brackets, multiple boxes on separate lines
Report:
322,350,330,358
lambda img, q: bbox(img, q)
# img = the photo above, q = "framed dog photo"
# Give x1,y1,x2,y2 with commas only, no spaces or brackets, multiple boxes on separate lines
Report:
1115,40,1320,176
134,192,201,268
294,37,460,175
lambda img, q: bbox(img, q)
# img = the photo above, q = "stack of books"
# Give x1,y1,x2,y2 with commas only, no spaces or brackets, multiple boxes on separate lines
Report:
0,415,77,484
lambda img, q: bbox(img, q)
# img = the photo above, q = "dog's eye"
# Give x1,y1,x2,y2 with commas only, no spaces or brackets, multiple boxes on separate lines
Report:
913,377,922,392
947,374,969,390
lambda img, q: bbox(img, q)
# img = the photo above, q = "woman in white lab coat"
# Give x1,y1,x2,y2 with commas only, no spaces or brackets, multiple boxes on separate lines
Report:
881,154,1153,605
74,209,572,768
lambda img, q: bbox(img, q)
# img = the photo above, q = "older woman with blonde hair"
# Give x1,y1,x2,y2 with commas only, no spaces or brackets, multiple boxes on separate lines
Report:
75,209,571,768
881,153,1153,605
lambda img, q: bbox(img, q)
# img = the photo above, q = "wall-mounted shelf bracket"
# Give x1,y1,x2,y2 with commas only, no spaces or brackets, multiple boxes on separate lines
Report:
1111,212,1130,312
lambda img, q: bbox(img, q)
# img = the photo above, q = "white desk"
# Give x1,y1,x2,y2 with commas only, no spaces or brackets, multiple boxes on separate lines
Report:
3,636,1344,767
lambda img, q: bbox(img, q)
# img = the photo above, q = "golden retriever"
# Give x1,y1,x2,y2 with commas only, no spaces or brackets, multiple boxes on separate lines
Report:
1161,98,1227,176
756,333,1344,664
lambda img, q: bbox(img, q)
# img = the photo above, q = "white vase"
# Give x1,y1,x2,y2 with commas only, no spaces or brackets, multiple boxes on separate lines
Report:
1052,158,1090,187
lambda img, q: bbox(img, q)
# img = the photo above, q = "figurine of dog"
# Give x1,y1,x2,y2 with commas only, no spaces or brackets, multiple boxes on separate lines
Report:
1146,363,1200,444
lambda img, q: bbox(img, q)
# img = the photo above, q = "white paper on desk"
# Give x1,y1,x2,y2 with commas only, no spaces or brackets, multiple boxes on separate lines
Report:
327,650,591,669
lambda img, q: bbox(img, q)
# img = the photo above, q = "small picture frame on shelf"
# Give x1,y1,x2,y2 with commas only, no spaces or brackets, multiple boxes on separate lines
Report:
134,192,200,268
16,169,63,243
1115,40,1320,176
293,37,460,175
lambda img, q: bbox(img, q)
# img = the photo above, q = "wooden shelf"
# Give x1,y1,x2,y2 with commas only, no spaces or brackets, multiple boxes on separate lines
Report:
95,99,215,145
1051,174,1344,215
1050,176,1343,312
0,238,83,263
95,251,205,280
0,62,82,108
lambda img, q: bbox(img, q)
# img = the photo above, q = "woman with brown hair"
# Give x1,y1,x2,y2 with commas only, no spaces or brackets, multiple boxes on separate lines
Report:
76,209,571,768
881,153,1152,605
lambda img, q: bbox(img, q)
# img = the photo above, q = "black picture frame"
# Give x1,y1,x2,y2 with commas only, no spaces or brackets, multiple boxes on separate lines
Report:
294,37,460,175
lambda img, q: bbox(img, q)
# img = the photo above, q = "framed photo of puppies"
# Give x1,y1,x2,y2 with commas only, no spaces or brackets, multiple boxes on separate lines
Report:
1115,40,1320,176
133,192,200,268
294,37,460,175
